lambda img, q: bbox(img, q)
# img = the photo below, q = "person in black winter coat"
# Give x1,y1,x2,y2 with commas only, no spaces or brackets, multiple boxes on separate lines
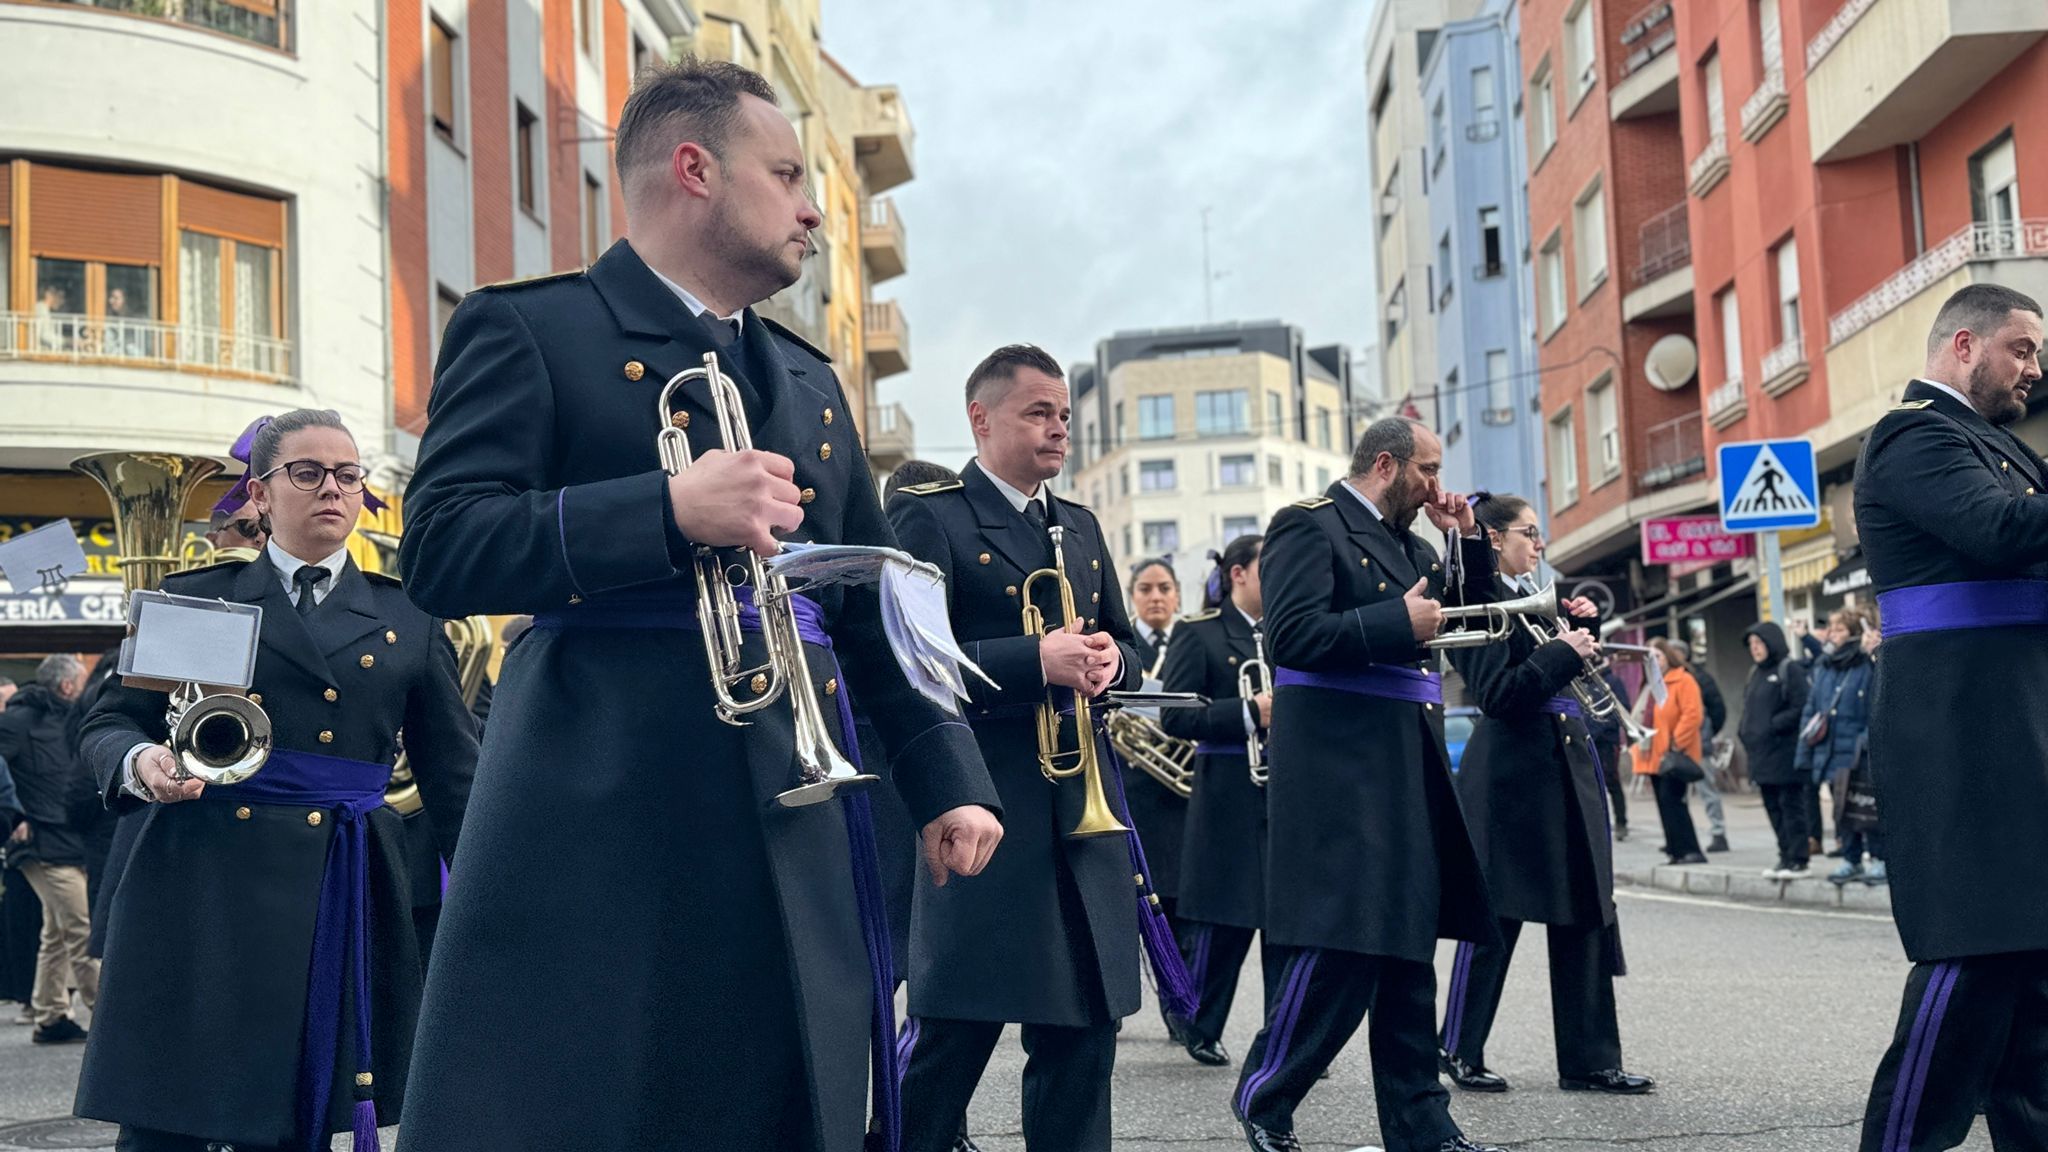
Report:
0,655,96,1043
1739,621,1812,878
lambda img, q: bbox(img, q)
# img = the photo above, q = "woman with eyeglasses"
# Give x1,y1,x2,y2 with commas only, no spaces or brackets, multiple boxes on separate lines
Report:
75,407,477,1152
1435,492,1654,1100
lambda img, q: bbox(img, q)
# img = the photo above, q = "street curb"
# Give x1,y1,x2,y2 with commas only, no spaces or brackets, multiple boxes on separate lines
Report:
1617,863,1894,914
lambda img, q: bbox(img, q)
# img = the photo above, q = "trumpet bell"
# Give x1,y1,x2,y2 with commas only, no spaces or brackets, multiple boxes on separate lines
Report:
171,691,272,785
1069,774,1132,838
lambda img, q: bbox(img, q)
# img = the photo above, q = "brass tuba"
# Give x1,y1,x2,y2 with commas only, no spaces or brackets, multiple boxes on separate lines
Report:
1022,526,1130,838
1104,639,1196,798
73,451,273,783
385,615,497,815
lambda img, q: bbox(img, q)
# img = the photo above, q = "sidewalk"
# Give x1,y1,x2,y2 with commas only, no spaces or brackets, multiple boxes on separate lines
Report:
1610,777,1894,915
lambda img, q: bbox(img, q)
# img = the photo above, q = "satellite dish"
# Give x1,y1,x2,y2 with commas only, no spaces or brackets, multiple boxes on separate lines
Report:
1644,333,1698,392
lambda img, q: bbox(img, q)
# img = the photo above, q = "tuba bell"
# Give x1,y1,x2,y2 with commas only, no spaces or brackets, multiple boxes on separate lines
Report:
1023,526,1130,838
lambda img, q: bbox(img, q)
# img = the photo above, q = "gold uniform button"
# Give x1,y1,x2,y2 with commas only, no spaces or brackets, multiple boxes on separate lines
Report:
2029,487,2037,496
819,443,833,461
823,407,835,425
1432,563,1442,572
235,806,252,821
978,553,992,565
385,630,397,644
1361,558,1370,568
825,678,839,696
1005,585,1018,596
2003,460,2011,471
1564,734,1574,745
800,487,816,504
307,812,324,827
1424,702,1436,712
1227,656,1239,665
1091,592,1100,604
323,688,338,702
318,730,334,744
248,693,262,706
670,411,691,429
568,593,584,605
1091,559,1100,571
750,673,769,695
360,654,375,669
624,360,646,381
1378,581,1387,592
1087,617,1096,628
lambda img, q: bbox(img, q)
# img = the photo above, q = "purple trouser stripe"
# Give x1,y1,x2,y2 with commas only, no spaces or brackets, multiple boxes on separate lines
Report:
1892,959,1957,1147
1189,925,1213,998
1442,941,1476,1054
1886,962,1960,1152
895,1017,920,1086
1236,948,1320,1117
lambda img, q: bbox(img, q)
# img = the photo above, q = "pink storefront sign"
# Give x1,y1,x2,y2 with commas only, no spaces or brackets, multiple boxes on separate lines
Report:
1641,514,1753,567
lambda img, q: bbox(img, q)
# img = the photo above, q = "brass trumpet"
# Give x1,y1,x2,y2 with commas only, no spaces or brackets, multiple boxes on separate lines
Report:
657,352,877,808
1426,582,1559,649
1022,526,1129,838
1514,602,1656,746
1239,626,1272,786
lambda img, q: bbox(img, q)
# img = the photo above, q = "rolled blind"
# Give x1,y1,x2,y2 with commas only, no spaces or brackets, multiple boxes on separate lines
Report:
28,165,161,264
179,180,285,249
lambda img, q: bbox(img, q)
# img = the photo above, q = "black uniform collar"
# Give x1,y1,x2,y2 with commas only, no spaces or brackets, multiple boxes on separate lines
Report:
232,551,331,684
1326,480,1419,587
962,460,1057,573
1904,379,2048,488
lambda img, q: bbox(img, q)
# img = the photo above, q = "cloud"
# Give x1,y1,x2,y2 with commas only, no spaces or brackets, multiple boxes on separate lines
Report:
821,0,1380,468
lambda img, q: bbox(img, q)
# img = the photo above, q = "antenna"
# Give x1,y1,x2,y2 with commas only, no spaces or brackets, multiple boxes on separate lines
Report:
1200,207,1230,322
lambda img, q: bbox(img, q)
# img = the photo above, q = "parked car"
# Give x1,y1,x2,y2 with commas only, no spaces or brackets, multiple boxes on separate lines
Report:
1445,705,1480,773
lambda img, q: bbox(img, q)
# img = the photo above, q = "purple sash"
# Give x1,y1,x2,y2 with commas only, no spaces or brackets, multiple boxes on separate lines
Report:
1546,695,1582,717
1274,664,1444,705
536,589,902,1152
1195,742,1248,757
206,748,391,1152
1875,579,2048,637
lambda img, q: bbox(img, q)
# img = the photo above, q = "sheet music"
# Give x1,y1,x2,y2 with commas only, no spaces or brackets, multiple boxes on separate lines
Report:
0,520,91,595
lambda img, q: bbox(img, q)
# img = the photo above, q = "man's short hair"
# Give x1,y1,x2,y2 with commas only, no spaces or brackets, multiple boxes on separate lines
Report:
613,58,778,192
1928,282,2044,357
1349,416,1426,476
884,460,960,500
965,344,1064,408
35,654,82,693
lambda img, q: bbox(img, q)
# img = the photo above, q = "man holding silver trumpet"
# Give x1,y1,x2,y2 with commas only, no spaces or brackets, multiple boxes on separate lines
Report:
1232,416,1508,1152
1435,491,1654,1100
395,59,1002,1152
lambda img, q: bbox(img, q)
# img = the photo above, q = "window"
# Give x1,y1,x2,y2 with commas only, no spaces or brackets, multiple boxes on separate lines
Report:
1549,408,1580,508
1478,206,1504,276
1139,459,1177,491
1114,400,1126,446
583,172,604,263
1432,95,1448,169
516,103,540,215
1704,50,1726,141
1485,349,1512,417
1218,454,1257,487
633,32,650,78
1267,455,1285,486
1773,236,1801,346
1472,66,1495,117
1590,375,1619,480
1973,134,2020,244
0,226,9,313
1120,466,1131,497
1316,467,1331,490
1315,407,1333,450
1139,394,1175,440
1717,285,1744,385
1437,233,1454,305
1195,390,1249,436
1574,177,1608,296
1538,231,1566,337
579,0,598,57
1124,526,1134,557
1222,515,1260,542
1378,162,1400,237
1530,61,1557,157
1443,369,1461,439
1757,0,1783,71
1265,390,1283,435
1142,521,1180,554
1565,0,1597,102
435,283,462,360
430,17,460,141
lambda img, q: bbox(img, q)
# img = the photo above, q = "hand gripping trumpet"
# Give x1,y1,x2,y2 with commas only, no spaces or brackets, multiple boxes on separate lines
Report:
1240,627,1272,786
1425,581,1561,649
1513,596,1656,746
656,351,877,808
1022,525,1131,838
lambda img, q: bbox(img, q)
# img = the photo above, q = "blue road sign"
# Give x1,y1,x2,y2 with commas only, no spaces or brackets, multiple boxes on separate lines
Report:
1718,439,1821,532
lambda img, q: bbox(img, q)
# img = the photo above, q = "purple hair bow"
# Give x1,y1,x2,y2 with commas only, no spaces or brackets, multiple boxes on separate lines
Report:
211,414,387,518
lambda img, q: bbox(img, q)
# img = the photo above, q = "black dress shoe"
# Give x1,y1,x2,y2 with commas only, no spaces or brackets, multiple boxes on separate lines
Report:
1184,1035,1231,1066
1438,1047,1509,1092
1669,852,1708,865
1163,1012,1186,1045
1238,1118,1302,1151
1560,1068,1656,1094
949,1137,984,1152
1707,834,1731,853
1437,1138,1509,1152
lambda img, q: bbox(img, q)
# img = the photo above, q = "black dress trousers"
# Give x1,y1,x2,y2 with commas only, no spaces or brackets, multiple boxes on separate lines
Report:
1179,920,1285,1047
1859,950,2048,1152
1439,916,1622,1078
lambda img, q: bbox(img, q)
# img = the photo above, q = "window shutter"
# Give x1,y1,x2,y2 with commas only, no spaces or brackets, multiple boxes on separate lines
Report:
179,180,286,249
28,166,162,264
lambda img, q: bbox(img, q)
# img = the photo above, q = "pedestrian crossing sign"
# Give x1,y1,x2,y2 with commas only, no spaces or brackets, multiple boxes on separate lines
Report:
1717,439,1821,532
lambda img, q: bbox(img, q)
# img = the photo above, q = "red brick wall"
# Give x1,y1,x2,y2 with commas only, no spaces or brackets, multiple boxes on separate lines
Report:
388,0,432,435
545,0,582,269
470,0,513,285
1914,40,2048,250
605,0,629,243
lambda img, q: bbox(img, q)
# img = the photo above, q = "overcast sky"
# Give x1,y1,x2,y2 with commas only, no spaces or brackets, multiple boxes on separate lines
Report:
820,0,1382,470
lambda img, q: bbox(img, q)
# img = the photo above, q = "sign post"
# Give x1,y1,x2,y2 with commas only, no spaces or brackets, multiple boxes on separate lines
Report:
1717,439,1822,621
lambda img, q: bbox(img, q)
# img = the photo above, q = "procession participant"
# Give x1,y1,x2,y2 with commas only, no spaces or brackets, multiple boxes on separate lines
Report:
1122,556,1191,1036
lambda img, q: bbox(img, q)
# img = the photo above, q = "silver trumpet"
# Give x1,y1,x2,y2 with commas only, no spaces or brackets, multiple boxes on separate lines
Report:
1425,582,1559,649
166,683,271,785
1516,612,1655,746
1239,628,1272,786
656,352,877,808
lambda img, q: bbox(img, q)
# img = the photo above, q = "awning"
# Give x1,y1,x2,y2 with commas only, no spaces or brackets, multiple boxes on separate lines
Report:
1611,566,1757,626
1780,536,1842,592
1819,550,1870,599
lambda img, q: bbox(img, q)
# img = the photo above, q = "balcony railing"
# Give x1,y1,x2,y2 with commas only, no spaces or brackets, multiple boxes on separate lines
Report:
0,312,294,382
24,0,294,52
1829,219,2048,346
1760,335,1810,394
1706,377,1748,427
1688,135,1730,198
1634,200,1691,286
1639,410,1705,488
1464,120,1500,143
1616,1,1677,79
1806,0,1877,72
1739,66,1789,142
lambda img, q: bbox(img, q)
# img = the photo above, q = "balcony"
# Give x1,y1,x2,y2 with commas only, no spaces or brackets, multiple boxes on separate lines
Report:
0,313,294,382
850,85,916,194
1805,0,2048,163
1706,377,1748,429
865,300,910,378
1829,219,2048,346
1611,2,1679,120
866,401,915,474
861,196,907,284
1688,136,1730,199
1625,201,1694,321
1638,411,1705,489
14,0,294,52
1760,335,1810,396
1738,66,1789,143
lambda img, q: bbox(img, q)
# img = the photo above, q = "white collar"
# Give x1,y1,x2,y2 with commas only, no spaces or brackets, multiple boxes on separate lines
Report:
267,539,350,596
1140,620,1172,646
980,462,1046,516
1339,480,1386,521
1233,603,1261,630
1914,377,1978,417
647,261,745,335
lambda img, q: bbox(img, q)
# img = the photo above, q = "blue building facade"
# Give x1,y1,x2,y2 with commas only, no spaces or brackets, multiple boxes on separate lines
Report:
1418,0,1545,518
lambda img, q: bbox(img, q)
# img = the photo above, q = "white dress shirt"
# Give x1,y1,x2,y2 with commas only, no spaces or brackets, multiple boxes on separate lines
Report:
268,539,350,608
1913,376,1978,417
646,257,746,337
981,463,1049,520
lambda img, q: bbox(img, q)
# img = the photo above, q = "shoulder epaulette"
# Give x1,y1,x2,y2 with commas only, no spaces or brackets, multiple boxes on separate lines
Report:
362,569,404,588
1293,496,1334,509
169,556,253,577
758,315,833,365
475,268,581,293
1182,609,1221,623
898,479,963,497
1890,398,1935,411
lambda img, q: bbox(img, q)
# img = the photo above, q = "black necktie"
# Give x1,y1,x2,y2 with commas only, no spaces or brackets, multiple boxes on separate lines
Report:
293,566,327,616
1022,499,1048,531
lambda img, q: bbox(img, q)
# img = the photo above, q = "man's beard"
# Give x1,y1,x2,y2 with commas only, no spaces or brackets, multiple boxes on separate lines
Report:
706,198,804,304
1384,473,1426,527
1965,358,2028,425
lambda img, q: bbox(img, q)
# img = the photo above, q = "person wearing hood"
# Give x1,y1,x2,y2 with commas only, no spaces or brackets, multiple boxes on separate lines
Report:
1794,610,1876,884
1739,621,1811,879
0,655,95,1045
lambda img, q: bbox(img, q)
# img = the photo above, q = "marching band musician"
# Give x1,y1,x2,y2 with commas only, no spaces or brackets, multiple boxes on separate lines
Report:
1436,492,1654,1099
887,344,1162,1152
1121,557,1190,1035
1160,534,1274,1069
394,60,1002,1152
75,408,477,1152
1231,416,1506,1152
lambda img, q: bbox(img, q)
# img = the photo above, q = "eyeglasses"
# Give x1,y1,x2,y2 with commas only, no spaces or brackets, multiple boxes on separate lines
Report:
1506,525,1544,544
1389,455,1442,479
260,460,368,494
227,518,263,541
